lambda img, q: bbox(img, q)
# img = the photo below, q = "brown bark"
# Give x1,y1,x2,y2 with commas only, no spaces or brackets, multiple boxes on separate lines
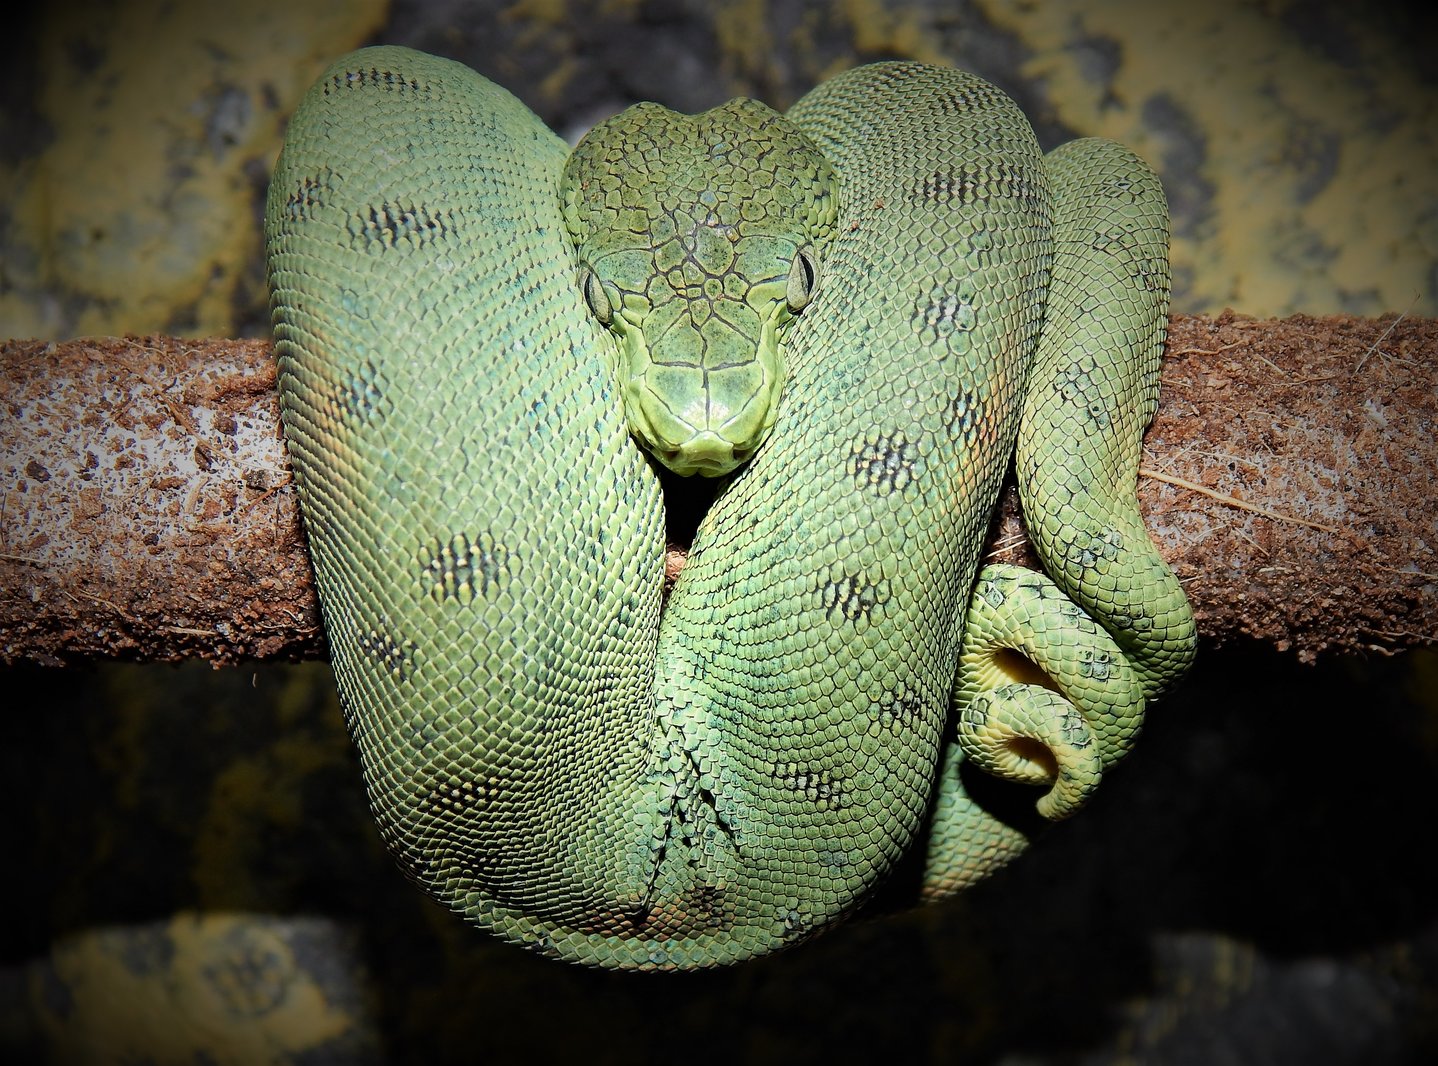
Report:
2,313,1434,667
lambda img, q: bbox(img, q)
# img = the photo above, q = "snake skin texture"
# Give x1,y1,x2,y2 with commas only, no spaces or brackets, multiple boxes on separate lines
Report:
266,47,1195,970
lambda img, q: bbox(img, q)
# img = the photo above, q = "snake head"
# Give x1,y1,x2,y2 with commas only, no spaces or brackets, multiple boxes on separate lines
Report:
563,98,837,477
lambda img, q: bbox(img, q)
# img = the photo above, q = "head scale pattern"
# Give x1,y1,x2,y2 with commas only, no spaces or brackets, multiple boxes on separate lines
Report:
562,97,838,475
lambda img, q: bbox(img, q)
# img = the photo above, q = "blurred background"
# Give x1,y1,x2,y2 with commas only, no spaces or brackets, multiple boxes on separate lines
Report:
3,1,1435,1062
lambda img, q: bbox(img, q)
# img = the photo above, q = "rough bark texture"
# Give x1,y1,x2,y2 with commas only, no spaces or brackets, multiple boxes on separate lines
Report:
2,312,1434,667
1,336,318,665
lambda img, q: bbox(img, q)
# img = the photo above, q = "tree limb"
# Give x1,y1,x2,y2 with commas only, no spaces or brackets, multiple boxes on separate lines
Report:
2,312,1433,667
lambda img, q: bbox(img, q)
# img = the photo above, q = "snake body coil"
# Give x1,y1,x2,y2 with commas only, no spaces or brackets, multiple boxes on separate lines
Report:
267,47,1195,970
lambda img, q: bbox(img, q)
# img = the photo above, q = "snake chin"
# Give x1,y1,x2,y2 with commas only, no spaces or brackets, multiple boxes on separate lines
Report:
650,431,748,477
617,315,786,477
625,398,769,477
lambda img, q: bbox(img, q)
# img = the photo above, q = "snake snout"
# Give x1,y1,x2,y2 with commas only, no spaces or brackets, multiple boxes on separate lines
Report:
627,396,769,477
662,431,741,477
623,349,782,477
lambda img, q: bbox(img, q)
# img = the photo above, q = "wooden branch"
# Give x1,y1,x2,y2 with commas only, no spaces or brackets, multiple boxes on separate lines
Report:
2,312,1434,667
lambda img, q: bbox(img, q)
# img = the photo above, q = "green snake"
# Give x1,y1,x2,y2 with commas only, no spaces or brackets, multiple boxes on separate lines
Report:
266,47,1195,970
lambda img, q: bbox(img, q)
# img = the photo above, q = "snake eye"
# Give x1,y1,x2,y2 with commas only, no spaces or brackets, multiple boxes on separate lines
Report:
582,266,613,325
787,245,819,312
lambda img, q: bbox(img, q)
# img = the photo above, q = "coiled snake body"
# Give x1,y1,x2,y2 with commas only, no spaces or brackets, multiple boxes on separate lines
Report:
266,47,1195,970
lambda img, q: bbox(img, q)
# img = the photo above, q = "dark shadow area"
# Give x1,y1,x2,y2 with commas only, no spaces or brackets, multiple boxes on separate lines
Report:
5,645,1435,1062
